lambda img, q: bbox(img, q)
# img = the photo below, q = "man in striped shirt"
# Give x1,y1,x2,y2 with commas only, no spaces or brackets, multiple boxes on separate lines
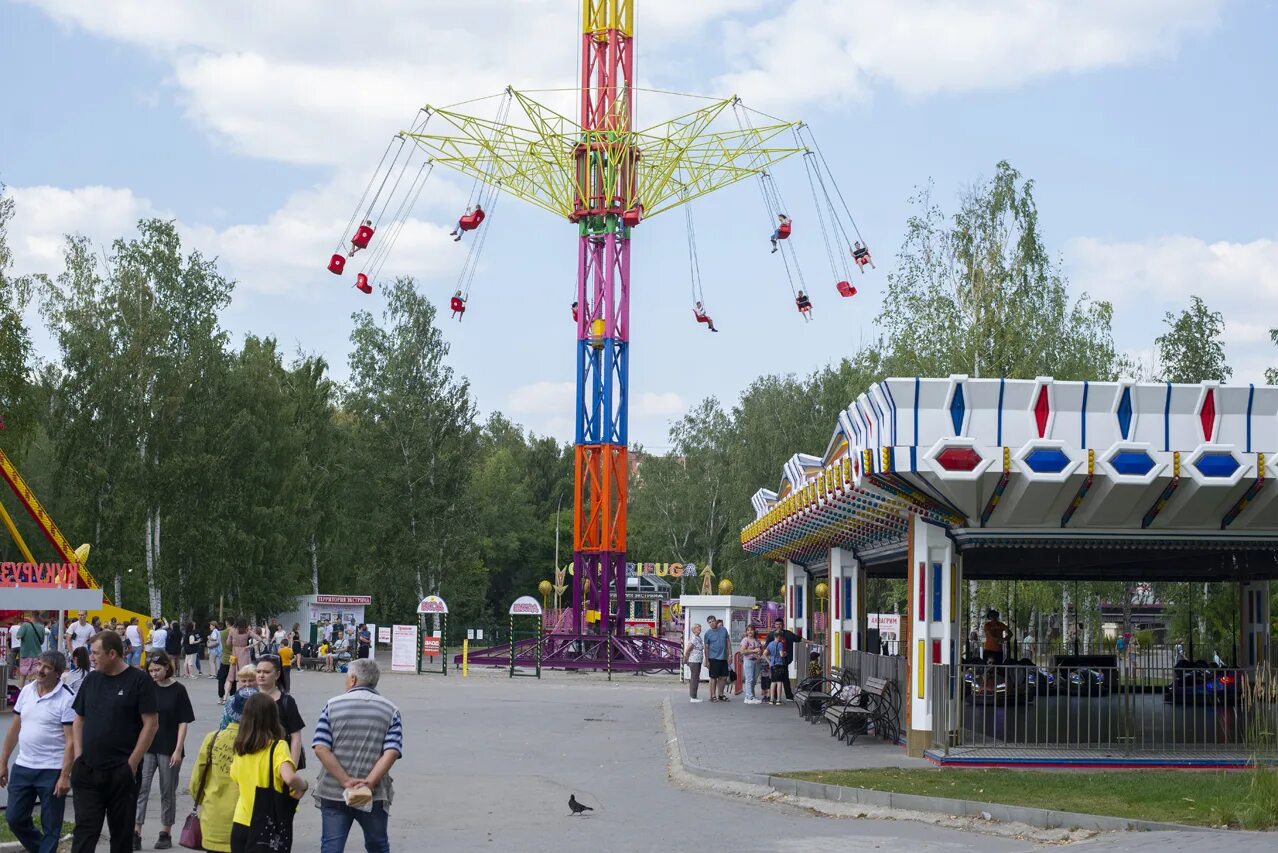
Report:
311,657,403,853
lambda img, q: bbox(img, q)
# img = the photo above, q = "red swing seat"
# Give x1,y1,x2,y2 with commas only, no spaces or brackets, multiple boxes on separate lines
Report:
693,309,712,325
355,273,372,294
777,222,792,239
328,254,347,275
450,296,466,314
836,281,857,297
852,245,873,269
622,205,643,227
458,209,486,231
351,224,375,250
795,297,812,315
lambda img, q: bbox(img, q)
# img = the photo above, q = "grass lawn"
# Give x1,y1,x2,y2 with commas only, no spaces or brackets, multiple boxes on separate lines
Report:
781,767,1278,830
0,818,73,843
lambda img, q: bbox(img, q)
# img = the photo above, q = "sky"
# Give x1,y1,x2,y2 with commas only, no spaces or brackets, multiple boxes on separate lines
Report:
2,0,1276,451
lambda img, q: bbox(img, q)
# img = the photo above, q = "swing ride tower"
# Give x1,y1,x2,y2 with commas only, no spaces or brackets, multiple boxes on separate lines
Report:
331,0,874,666
570,0,635,639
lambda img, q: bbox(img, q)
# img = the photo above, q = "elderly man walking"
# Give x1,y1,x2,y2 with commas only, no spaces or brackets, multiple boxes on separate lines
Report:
312,657,403,853
1,651,75,853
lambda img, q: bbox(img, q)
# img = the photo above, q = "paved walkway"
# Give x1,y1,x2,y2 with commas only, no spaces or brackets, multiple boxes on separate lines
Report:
668,687,925,776
6,662,1273,851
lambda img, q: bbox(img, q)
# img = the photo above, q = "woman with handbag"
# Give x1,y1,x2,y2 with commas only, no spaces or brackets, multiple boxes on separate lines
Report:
229,693,308,853
185,688,254,852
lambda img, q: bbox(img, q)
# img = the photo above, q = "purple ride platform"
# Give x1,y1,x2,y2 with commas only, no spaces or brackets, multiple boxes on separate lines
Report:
456,633,682,672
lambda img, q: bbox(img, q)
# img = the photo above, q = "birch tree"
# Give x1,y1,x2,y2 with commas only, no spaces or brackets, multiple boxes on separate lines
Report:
346,277,479,621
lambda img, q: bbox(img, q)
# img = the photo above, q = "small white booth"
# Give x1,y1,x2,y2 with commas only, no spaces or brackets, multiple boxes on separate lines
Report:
678,594,756,681
274,594,371,644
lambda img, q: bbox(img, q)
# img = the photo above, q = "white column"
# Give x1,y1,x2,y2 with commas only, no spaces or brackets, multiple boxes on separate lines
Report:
785,560,805,681
1240,581,1271,668
829,547,865,668
906,516,961,757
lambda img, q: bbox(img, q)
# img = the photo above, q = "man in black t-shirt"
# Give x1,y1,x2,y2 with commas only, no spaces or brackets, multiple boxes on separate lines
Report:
70,630,158,853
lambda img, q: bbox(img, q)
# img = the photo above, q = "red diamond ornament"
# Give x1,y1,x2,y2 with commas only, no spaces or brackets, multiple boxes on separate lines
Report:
1199,388,1215,441
1034,385,1050,437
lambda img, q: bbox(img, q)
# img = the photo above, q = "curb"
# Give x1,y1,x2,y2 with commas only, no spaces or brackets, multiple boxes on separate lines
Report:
0,832,72,852
661,697,1214,834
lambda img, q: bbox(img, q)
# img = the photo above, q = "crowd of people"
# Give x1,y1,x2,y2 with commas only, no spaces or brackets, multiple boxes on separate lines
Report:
1,611,402,853
682,617,803,705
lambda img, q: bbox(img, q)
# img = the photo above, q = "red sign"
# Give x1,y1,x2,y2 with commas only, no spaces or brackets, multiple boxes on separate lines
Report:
314,594,372,605
422,636,440,656
0,562,78,588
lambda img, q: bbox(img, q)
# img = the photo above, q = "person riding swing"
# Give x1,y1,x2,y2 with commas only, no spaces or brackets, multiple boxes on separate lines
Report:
795,290,812,318
692,302,719,333
852,240,874,271
450,205,485,242
770,214,792,253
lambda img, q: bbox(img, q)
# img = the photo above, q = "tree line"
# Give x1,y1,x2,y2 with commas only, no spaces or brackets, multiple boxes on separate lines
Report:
1,163,1275,644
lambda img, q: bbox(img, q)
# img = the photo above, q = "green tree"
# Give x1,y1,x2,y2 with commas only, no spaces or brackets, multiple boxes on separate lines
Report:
345,277,481,624
0,185,35,448
628,398,734,592
1156,296,1232,382
40,222,233,615
879,162,1125,382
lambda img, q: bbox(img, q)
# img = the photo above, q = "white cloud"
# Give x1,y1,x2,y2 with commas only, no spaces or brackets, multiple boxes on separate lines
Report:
715,0,1222,109
7,177,464,298
1066,234,1278,383
7,185,161,273
508,381,575,416
633,391,686,418
21,0,1220,166
22,0,579,167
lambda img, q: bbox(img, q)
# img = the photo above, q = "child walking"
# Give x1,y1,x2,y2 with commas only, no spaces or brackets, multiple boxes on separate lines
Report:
229,692,308,852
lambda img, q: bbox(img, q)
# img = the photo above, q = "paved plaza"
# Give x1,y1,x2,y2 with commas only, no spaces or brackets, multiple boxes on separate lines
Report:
5,660,1275,851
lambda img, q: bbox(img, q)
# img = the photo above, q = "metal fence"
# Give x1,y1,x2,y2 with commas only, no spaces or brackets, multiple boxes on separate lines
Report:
839,649,908,739
929,660,1278,759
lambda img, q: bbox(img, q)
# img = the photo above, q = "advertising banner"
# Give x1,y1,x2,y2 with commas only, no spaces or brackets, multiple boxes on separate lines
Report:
391,624,419,673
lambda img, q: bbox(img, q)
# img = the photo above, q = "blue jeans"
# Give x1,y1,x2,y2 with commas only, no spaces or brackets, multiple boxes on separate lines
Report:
319,798,390,853
5,764,66,853
126,648,142,667
742,657,759,699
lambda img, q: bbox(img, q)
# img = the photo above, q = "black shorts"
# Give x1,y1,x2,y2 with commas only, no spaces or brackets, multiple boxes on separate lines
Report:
707,658,729,679
771,664,788,681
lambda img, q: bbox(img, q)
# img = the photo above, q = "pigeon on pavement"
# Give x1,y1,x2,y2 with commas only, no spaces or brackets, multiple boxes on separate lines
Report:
569,794,593,815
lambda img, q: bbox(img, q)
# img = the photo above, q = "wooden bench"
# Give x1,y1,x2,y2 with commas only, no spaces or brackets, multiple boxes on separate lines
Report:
794,667,857,723
820,676,900,745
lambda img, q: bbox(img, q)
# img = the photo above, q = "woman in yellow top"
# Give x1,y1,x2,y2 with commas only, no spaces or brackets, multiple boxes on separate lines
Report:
228,692,308,852
188,688,253,852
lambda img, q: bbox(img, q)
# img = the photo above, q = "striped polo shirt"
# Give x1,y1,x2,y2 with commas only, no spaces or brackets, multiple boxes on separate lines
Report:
312,686,403,806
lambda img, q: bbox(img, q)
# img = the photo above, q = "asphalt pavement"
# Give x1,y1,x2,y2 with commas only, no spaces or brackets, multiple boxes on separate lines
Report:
5,659,1273,851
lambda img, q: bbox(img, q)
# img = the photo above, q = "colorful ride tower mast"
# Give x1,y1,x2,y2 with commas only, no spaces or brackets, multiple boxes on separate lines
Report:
571,0,636,638
350,0,808,665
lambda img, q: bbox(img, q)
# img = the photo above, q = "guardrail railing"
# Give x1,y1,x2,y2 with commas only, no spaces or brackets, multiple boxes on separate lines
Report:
934,660,1278,757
